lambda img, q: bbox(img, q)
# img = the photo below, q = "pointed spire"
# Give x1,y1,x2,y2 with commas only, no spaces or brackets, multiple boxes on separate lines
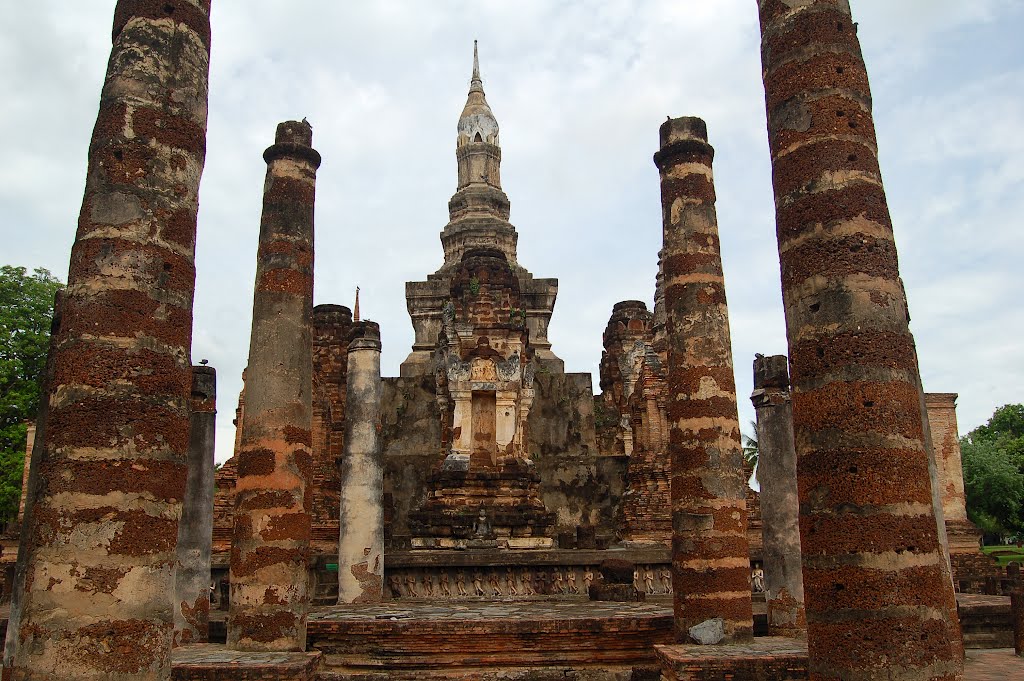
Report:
353,286,361,322
470,40,484,93
459,40,497,145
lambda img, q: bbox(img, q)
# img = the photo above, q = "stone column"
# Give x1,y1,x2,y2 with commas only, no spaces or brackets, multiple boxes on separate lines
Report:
337,322,384,603
654,117,752,642
1014,592,1024,657
228,120,319,651
750,355,805,637
924,394,979,550
8,1,211,677
173,365,217,646
757,2,963,678
17,423,34,524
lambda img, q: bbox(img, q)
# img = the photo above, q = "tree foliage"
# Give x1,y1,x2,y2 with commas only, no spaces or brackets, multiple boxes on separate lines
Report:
0,266,63,523
960,403,1024,541
742,420,759,467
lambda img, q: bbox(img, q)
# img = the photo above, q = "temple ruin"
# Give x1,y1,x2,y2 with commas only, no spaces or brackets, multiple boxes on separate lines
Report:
1,1,1020,680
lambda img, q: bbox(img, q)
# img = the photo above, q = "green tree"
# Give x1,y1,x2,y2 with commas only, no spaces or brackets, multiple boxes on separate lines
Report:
960,403,1024,541
742,420,759,468
0,266,63,523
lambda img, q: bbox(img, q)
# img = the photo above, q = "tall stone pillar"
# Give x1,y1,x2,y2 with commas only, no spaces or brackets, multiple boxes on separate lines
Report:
228,120,319,652
757,2,963,678
1013,592,1024,657
17,423,34,524
173,365,216,646
654,117,752,642
8,2,211,678
337,322,384,603
750,355,805,637
924,393,980,552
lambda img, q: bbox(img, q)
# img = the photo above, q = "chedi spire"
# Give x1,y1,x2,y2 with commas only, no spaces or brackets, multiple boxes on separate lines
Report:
457,41,500,154
470,39,483,92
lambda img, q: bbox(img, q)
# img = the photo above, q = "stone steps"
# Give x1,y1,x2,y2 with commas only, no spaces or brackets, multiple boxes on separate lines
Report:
306,600,673,675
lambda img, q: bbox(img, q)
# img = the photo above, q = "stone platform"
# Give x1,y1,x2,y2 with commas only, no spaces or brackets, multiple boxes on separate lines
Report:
655,638,809,681
172,645,322,681
307,598,673,678
655,640,1024,681
959,593,1016,649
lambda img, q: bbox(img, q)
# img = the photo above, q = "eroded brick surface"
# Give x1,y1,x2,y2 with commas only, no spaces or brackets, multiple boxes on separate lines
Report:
654,116,752,642
751,355,805,637
758,1,963,677
656,638,809,681
8,2,211,679
171,644,320,681
228,121,319,652
174,366,217,647
597,302,671,544
306,600,672,672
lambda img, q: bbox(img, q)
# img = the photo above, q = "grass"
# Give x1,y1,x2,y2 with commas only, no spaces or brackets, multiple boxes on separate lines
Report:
982,544,1024,566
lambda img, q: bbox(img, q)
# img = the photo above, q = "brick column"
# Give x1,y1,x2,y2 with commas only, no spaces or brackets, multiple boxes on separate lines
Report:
312,304,353,526
924,393,981,560
757,1,963,678
173,365,217,646
228,120,319,651
8,2,211,678
922,393,967,524
654,116,752,642
1014,592,1024,657
17,423,34,524
750,355,805,637
337,322,384,603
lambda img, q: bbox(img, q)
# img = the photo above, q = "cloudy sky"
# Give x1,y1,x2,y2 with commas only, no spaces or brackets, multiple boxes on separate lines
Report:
3,1,1022,463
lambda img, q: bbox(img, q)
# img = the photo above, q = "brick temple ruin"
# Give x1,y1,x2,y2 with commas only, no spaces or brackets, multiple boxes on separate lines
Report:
2,1,1021,680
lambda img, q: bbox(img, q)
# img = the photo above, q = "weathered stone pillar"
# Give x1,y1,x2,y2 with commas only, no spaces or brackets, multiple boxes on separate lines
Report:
8,1,211,677
1013,591,1024,657
750,354,805,637
757,1,963,678
17,423,34,524
924,393,980,555
654,116,752,642
337,321,384,603
173,365,216,646
228,120,319,651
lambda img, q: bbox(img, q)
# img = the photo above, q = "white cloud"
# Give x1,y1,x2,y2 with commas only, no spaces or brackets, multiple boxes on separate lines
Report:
1,1,1021,463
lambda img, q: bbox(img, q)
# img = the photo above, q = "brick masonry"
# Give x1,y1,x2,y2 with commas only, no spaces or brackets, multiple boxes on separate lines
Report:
228,121,320,652
171,645,320,681
7,2,212,679
656,638,809,681
311,305,353,528
174,365,218,646
757,0,964,677
306,600,672,673
597,301,672,544
751,355,805,637
655,116,752,642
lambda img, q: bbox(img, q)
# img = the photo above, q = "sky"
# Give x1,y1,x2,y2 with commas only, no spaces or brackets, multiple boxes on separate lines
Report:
2,1,1022,464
